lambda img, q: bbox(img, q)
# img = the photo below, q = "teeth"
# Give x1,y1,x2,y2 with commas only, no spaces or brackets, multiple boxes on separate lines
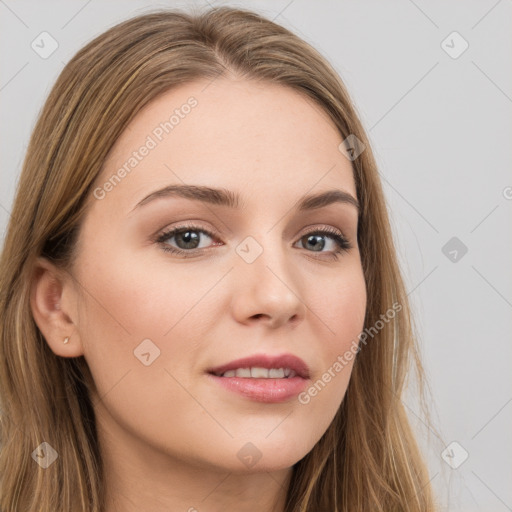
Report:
251,367,272,378
219,367,295,378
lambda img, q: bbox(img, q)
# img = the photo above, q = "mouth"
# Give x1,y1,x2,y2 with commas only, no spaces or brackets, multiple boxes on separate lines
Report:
206,353,310,403
211,367,298,378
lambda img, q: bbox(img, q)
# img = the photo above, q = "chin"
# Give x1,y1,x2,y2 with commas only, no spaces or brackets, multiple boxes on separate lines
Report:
227,436,315,473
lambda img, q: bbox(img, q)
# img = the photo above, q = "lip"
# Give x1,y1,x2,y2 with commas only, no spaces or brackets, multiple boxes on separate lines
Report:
206,353,310,403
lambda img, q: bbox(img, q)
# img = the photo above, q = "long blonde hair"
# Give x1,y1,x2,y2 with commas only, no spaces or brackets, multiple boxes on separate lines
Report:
0,6,437,511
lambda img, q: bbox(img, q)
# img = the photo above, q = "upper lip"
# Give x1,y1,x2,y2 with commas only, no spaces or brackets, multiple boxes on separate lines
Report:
208,353,310,379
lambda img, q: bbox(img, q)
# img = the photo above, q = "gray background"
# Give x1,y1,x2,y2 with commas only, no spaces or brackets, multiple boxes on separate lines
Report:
1,1,511,510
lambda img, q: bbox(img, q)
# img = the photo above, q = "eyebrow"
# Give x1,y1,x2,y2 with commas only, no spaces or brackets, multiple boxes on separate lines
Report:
131,184,360,214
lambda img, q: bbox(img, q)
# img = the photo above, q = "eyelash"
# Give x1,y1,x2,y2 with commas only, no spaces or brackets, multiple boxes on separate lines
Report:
154,223,352,261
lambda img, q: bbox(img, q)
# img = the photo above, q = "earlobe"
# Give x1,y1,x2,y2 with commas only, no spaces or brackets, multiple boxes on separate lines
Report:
30,257,84,357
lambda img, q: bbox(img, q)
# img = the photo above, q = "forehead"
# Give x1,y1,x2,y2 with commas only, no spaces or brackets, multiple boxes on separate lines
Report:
92,78,357,215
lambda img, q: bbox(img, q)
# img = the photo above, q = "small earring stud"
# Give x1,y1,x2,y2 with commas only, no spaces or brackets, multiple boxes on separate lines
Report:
63,337,70,344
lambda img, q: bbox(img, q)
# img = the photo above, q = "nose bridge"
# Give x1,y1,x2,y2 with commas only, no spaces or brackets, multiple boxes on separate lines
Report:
231,228,305,326
236,228,290,287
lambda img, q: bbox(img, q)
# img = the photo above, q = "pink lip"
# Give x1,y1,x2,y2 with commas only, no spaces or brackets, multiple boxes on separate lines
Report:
206,353,310,403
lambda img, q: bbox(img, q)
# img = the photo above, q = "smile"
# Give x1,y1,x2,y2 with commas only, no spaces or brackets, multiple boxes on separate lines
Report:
213,367,297,378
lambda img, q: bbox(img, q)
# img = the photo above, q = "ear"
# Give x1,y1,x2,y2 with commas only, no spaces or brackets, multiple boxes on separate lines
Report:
30,256,84,357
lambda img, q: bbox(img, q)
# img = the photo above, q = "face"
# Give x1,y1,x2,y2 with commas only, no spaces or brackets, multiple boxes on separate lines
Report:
67,78,367,472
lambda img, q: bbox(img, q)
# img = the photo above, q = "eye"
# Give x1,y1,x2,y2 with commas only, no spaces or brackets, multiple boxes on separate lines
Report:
155,223,220,258
294,227,352,260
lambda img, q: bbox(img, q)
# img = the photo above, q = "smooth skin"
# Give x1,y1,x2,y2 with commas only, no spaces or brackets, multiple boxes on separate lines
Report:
31,78,367,512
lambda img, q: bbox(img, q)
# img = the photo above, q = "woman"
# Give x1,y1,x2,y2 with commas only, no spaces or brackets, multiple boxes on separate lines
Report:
0,6,437,511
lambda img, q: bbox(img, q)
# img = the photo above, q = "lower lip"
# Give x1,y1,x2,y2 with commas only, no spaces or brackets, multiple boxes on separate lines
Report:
207,374,309,403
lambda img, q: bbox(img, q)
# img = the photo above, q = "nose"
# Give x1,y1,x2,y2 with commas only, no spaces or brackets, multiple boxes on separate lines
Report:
230,239,306,329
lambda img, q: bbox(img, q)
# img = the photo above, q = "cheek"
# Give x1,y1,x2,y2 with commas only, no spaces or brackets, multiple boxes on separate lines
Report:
72,244,187,399
73,252,220,462
293,264,366,427
75,245,204,344
73,243,228,409
312,262,367,357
